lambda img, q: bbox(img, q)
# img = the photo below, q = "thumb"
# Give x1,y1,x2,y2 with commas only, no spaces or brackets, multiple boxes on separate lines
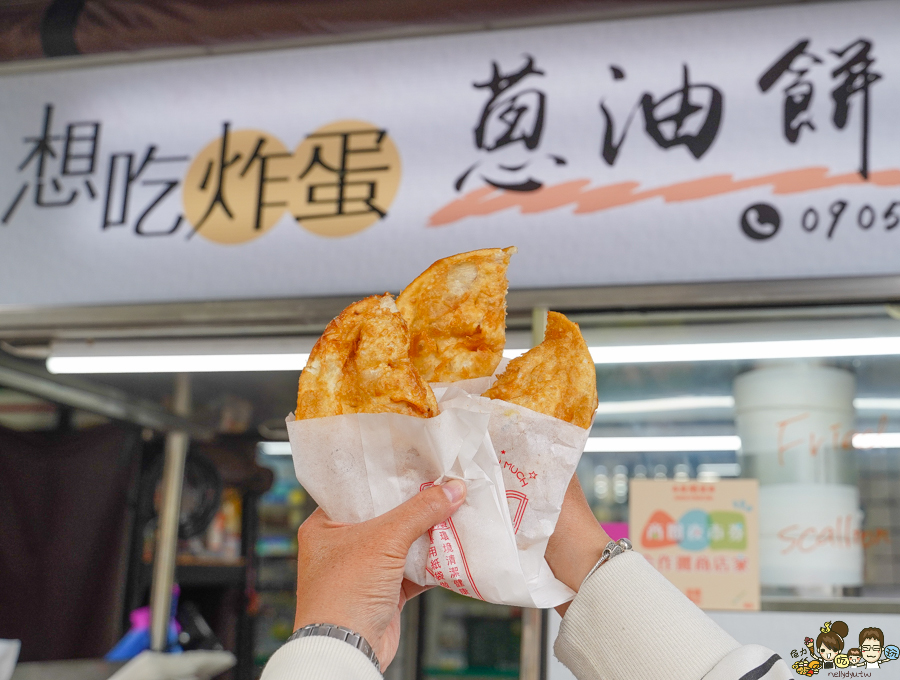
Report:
380,480,467,550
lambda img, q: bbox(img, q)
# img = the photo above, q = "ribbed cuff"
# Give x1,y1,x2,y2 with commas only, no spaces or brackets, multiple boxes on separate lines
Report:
554,552,740,680
261,635,382,680
703,644,790,680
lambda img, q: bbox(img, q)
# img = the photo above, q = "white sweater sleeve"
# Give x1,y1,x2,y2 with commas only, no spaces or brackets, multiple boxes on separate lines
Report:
554,552,791,680
260,635,383,680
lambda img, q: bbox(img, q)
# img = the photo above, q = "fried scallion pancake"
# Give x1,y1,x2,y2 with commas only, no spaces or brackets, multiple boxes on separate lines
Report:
396,247,516,382
295,294,439,420
481,311,598,429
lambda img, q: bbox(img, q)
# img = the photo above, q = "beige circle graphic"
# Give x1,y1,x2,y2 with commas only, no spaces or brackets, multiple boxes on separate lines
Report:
289,120,401,238
834,655,850,669
183,129,291,244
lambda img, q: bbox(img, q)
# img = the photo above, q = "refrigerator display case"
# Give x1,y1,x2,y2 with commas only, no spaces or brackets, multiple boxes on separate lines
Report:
253,447,316,674
420,588,522,680
576,303,899,594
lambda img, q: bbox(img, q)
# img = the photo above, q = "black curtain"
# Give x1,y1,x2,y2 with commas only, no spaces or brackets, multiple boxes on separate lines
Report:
0,424,141,661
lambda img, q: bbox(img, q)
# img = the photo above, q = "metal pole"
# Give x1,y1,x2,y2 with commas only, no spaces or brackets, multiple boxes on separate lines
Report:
519,608,543,680
519,306,548,680
531,306,548,346
0,351,212,439
149,373,192,651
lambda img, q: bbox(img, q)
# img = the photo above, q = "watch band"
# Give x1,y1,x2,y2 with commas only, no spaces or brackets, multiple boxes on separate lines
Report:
579,537,633,590
286,623,381,674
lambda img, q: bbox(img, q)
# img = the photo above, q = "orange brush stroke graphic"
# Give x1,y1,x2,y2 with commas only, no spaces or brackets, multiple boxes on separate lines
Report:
428,166,900,226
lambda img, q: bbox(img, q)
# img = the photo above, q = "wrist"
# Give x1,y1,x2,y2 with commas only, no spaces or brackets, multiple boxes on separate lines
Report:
286,623,381,674
554,523,612,592
294,606,378,652
578,538,633,589
293,620,375,652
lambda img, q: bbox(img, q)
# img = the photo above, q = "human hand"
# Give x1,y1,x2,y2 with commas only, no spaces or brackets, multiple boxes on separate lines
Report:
294,479,467,668
545,474,611,617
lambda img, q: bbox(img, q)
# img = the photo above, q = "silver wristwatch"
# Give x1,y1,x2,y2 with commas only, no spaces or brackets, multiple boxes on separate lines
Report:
286,623,381,674
580,537,633,590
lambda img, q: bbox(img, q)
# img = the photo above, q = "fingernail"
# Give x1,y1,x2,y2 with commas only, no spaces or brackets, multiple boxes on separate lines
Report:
442,479,466,504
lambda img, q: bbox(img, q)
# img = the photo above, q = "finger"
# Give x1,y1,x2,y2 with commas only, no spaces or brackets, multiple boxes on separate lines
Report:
296,507,347,549
379,480,467,549
296,507,327,536
400,578,431,602
303,506,356,530
396,580,431,615
307,507,327,521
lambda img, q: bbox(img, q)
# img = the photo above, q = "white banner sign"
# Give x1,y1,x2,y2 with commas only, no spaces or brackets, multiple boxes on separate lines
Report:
1,0,898,307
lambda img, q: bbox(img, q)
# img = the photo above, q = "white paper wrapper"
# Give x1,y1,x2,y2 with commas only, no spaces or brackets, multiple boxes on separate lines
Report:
287,366,589,608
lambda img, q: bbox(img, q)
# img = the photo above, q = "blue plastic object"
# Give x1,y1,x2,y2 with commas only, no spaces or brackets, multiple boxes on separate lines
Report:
106,587,183,660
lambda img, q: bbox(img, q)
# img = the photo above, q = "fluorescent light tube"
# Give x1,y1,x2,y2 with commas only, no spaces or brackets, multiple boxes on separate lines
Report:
588,336,900,364
592,396,900,415
264,433,900,456
853,397,900,411
584,435,741,452
263,431,900,463
47,336,900,375
852,432,900,449
47,353,310,374
258,441,293,456
516,336,900,364
582,432,900,452
47,336,529,375
594,396,734,415
45,330,900,379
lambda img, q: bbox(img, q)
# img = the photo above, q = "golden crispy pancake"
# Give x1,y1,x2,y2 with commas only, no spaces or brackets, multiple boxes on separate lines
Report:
482,311,597,429
396,247,516,382
295,294,439,420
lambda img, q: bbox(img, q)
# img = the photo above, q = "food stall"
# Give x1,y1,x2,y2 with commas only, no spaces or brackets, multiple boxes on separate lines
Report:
0,0,898,678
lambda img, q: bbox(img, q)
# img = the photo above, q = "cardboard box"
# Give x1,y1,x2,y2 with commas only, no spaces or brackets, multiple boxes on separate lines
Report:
629,479,760,610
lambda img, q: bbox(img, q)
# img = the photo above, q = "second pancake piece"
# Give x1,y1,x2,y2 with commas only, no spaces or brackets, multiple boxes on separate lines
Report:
397,247,516,382
482,311,598,429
